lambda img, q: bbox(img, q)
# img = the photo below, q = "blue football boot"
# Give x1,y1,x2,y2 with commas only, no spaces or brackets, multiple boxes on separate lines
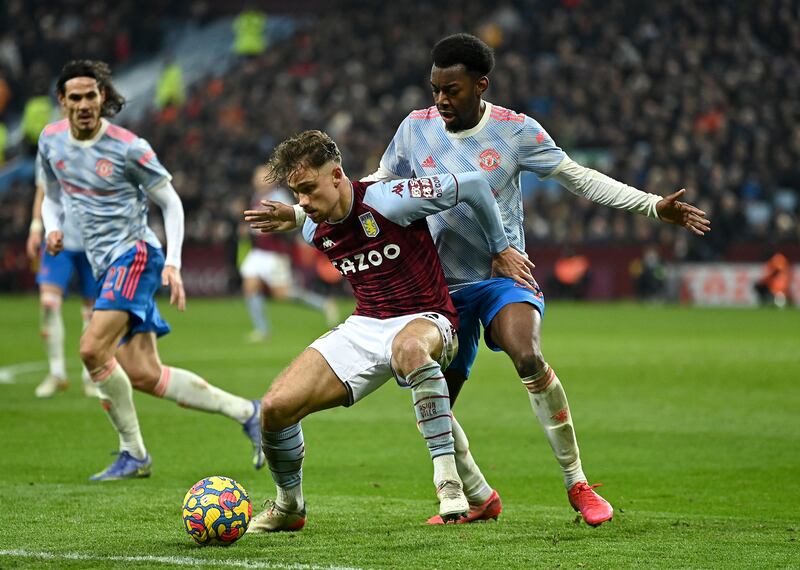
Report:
89,451,152,481
243,400,266,470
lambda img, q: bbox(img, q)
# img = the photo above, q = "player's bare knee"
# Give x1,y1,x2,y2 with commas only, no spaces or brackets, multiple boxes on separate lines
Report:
514,348,546,378
391,336,430,378
79,336,104,369
261,393,292,431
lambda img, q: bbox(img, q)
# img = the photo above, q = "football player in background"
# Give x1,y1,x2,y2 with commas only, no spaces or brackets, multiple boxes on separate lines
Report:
27,155,98,398
39,60,265,480
240,164,338,342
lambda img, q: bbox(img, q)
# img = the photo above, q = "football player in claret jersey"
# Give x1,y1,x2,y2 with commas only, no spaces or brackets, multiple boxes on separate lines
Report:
239,165,338,342
27,155,98,398
366,33,711,526
242,130,534,532
39,60,265,480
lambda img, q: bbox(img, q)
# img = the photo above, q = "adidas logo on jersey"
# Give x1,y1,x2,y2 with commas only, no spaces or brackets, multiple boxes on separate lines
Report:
322,237,336,249
421,156,437,169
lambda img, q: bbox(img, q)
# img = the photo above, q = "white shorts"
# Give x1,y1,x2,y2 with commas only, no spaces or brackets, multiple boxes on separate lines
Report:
240,249,292,289
309,312,457,406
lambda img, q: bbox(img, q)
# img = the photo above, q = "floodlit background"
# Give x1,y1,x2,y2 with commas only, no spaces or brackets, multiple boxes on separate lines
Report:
0,2,798,569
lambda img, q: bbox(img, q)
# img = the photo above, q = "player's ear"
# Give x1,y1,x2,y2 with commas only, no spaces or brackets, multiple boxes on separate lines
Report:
476,76,489,97
331,164,343,187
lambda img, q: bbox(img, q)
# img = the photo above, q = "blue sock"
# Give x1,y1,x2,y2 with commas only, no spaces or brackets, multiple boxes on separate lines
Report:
408,361,454,458
245,293,269,334
263,423,304,490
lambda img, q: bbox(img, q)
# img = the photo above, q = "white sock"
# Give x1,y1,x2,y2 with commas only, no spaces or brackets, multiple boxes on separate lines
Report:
452,415,493,504
80,306,93,384
155,366,253,423
40,293,66,379
90,359,147,459
276,484,304,511
522,364,587,489
432,454,459,488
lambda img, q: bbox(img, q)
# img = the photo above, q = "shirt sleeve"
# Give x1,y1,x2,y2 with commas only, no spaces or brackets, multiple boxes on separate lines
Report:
370,117,414,180
36,140,60,195
518,116,567,179
125,137,172,191
363,173,509,254
37,142,63,234
301,217,319,245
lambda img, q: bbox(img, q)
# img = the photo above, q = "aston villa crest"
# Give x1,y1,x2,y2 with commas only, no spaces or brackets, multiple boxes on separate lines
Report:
359,212,380,237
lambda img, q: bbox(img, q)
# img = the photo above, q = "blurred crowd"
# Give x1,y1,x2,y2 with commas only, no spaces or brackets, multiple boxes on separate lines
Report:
1,0,799,264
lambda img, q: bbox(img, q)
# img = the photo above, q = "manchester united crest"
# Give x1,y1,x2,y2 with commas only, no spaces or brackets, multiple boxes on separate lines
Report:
359,212,380,238
96,159,114,177
479,149,501,172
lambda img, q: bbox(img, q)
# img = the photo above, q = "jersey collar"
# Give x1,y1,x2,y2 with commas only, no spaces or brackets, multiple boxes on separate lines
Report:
68,118,109,148
444,101,493,140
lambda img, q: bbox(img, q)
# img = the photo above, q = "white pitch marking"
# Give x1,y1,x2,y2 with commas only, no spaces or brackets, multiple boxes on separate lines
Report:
0,549,367,570
0,361,47,384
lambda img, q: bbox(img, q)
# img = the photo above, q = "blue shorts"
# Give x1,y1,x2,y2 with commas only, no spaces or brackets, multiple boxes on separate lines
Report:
447,277,545,379
94,241,171,343
37,249,96,299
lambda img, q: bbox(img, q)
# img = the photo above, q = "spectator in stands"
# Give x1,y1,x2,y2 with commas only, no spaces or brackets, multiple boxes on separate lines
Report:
754,252,792,308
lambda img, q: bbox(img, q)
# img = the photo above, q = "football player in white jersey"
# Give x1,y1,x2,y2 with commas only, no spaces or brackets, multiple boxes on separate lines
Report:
365,33,710,526
27,156,98,398
39,60,265,480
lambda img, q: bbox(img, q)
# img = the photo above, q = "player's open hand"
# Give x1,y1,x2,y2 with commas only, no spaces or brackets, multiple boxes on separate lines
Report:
243,200,297,232
45,231,64,256
162,265,186,311
27,229,43,259
656,189,711,236
491,247,538,290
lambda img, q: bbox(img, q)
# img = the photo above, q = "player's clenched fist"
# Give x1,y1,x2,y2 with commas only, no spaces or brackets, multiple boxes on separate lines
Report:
45,230,64,256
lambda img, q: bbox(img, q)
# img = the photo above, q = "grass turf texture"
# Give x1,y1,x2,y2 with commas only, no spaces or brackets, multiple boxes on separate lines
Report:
0,296,798,569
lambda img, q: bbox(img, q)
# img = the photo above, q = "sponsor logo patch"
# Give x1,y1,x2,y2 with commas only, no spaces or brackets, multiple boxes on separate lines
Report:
408,176,442,199
358,212,380,238
421,155,437,169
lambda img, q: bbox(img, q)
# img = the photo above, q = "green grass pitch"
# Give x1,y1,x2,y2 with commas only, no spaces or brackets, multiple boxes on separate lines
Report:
0,296,798,569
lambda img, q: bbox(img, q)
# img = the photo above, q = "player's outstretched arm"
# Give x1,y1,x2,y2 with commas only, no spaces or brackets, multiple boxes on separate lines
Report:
655,189,711,236
365,173,537,288
243,200,297,232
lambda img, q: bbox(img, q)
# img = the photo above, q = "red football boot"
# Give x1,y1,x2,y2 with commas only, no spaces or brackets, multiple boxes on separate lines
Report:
568,482,613,526
426,489,503,525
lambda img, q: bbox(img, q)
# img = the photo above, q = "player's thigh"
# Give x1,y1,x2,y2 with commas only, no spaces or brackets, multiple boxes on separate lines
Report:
242,276,262,296
80,310,130,364
116,332,163,390
488,302,544,365
264,347,349,423
39,283,65,302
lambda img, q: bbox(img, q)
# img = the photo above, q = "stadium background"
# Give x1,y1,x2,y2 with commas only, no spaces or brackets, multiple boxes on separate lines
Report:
0,2,799,568
0,0,798,304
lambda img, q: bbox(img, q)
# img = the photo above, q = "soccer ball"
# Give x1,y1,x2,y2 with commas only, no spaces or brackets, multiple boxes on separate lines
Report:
182,476,252,545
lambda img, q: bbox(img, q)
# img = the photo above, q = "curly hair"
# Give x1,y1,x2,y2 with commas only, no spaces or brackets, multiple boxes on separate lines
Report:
264,130,342,184
431,33,495,77
56,60,126,117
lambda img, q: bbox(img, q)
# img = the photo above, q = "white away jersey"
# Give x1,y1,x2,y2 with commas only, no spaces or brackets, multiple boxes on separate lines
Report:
37,119,171,277
35,153,83,251
378,102,566,291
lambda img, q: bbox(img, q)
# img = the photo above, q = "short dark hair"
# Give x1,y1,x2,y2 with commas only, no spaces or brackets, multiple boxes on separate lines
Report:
265,130,342,184
431,33,495,77
57,60,125,117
